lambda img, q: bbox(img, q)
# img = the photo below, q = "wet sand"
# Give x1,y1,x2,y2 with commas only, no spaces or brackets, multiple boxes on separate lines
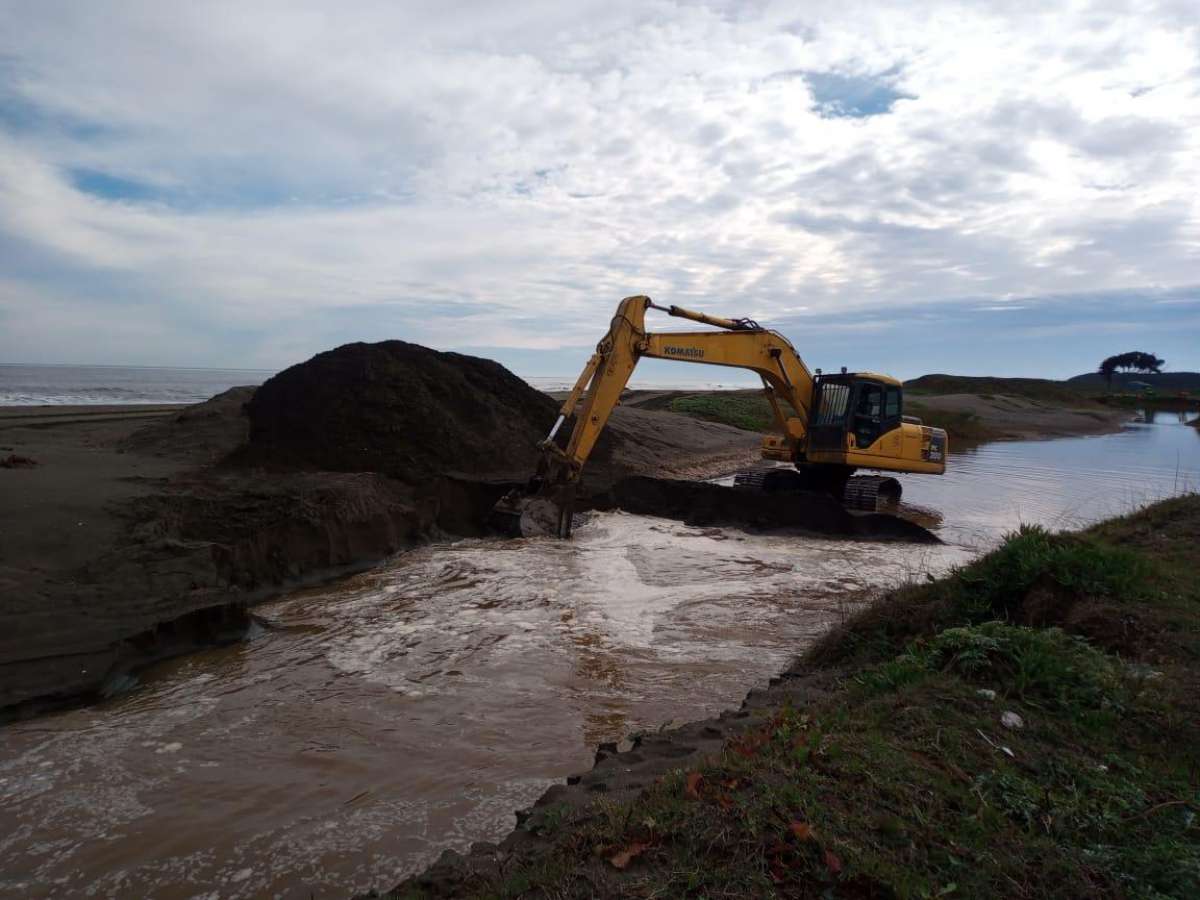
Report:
0,404,184,571
0,405,188,711
0,393,432,715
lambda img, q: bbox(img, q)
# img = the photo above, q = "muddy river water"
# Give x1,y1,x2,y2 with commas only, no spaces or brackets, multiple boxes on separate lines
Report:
2,413,1198,898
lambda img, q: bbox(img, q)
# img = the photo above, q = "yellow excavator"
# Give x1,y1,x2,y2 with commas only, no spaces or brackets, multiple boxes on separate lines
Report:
502,295,947,537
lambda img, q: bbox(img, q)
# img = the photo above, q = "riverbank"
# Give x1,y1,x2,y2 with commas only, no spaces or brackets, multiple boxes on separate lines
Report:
385,493,1200,898
0,384,760,718
0,390,426,716
614,381,1132,447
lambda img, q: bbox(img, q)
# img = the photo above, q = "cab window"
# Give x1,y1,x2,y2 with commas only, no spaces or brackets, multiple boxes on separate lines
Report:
815,382,851,425
853,383,884,447
885,386,901,420
856,384,882,418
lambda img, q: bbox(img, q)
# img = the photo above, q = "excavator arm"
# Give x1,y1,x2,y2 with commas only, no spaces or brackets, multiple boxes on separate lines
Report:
518,296,817,535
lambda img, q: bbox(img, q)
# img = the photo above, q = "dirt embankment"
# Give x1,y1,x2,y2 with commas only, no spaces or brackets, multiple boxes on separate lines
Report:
0,388,439,716
0,343,764,717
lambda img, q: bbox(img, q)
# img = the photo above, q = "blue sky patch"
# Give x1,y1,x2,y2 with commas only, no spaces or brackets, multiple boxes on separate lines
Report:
66,166,328,211
69,168,168,203
802,70,913,118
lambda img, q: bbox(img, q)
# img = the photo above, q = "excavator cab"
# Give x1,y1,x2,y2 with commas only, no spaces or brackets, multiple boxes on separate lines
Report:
809,374,904,454
805,371,945,478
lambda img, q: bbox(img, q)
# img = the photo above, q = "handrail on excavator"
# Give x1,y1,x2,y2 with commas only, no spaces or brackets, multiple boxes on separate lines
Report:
648,300,762,332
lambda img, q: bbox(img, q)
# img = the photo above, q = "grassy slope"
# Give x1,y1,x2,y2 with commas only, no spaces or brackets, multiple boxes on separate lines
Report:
394,495,1200,899
667,393,776,432
906,375,1200,424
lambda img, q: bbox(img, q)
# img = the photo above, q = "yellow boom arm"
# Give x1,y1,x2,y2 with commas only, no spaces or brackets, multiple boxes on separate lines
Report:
539,295,815,482
512,294,947,538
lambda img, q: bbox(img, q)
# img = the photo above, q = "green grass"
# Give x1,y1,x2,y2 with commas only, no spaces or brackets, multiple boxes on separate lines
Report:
667,393,777,432
561,673,1193,898
388,496,1200,899
809,519,1189,670
856,622,1143,715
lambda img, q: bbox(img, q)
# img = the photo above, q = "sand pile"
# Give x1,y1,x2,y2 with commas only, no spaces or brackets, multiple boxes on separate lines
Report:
121,386,255,462
241,341,558,483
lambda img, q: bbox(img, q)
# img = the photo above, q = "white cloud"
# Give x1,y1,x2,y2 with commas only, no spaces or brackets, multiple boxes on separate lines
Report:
0,0,1197,367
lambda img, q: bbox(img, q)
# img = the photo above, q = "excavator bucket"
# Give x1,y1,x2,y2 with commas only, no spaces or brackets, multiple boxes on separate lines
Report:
491,482,580,538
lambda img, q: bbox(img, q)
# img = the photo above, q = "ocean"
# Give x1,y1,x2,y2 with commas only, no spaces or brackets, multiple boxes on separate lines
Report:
1,365,752,406
0,364,275,406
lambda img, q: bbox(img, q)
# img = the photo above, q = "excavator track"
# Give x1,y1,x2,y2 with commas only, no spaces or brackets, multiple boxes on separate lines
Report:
733,469,902,512
842,474,902,511
731,471,763,490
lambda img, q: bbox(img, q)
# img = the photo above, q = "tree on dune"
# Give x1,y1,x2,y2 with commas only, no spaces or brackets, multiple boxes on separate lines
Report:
1098,351,1165,389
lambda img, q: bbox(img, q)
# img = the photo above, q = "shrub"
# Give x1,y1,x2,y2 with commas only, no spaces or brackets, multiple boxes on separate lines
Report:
859,622,1138,713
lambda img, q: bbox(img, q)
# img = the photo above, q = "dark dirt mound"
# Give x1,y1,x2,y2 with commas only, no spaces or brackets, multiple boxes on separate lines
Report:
122,386,255,463
238,341,558,484
592,476,940,543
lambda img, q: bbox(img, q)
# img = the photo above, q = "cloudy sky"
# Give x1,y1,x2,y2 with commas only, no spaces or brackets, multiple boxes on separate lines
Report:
1,0,1197,381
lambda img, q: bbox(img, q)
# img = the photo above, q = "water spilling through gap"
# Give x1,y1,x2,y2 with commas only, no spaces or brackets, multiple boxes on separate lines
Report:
2,414,1197,898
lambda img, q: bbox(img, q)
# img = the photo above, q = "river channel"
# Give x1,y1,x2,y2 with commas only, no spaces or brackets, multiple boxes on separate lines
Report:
2,412,1197,898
